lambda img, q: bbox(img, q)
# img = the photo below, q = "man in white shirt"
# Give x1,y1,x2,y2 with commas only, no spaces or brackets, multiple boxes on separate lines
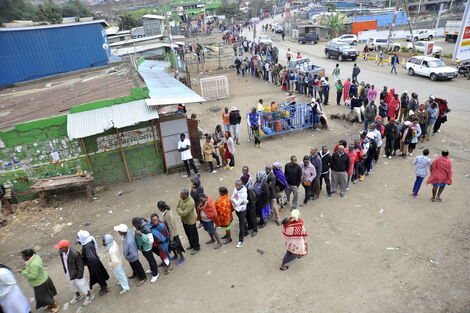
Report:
231,180,248,248
178,133,199,178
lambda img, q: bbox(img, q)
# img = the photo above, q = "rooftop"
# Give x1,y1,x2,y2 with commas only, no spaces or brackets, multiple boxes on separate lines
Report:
0,20,109,32
0,64,143,131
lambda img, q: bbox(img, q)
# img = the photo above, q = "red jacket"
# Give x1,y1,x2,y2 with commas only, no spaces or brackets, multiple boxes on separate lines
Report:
387,98,400,118
345,149,357,175
197,196,220,226
426,156,453,185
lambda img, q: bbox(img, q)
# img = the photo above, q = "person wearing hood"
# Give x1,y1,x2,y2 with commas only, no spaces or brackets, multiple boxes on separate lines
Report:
131,218,160,283
176,189,200,255
253,171,270,228
149,214,173,274
387,93,400,122
77,230,109,296
279,210,308,271
102,234,129,294
266,165,281,225
197,194,222,249
343,78,351,103
300,156,316,205
114,224,147,286
0,264,31,313
229,107,241,145
231,180,248,248
190,175,204,209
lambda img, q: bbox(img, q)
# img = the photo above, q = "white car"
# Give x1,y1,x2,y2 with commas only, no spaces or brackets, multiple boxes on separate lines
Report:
366,38,401,52
405,56,458,81
406,29,436,41
337,34,358,45
257,35,272,45
406,41,443,54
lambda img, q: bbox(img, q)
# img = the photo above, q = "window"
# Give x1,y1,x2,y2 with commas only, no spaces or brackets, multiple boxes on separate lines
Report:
422,61,429,67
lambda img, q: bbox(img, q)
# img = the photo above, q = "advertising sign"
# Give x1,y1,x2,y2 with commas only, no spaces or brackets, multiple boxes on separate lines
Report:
454,1,470,62
97,127,156,153
425,42,434,56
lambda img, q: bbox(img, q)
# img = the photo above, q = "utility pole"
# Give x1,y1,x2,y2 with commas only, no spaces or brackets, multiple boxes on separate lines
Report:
435,2,444,29
386,0,415,52
403,0,416,52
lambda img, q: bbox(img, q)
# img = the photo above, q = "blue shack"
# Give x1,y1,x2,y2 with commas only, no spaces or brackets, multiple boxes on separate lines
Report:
0,20,111,87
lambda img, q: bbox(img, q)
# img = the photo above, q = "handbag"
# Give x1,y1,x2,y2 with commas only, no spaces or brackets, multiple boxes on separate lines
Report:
302,181,311,186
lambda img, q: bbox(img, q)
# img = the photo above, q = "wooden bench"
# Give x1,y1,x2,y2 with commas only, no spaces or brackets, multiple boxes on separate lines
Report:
29,173,95,207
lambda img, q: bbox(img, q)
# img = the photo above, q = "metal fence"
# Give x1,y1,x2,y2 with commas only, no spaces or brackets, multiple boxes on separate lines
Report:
200,75,230,100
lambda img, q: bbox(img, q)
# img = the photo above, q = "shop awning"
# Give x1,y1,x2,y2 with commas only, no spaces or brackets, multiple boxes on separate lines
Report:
67,99,159,139
138,60,205,105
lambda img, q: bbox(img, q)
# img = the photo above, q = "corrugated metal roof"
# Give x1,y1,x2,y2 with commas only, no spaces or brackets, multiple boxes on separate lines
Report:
138,60,205,105
0,20,109,32
67,99,159,139
142,14,166,20
112,42,184,56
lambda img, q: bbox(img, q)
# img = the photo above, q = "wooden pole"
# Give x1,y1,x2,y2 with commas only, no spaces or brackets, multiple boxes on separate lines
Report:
115,128,132,183
80,138,93,173
150,120,160,157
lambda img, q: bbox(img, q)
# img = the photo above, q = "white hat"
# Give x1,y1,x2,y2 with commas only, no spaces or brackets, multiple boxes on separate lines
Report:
113,224,128,233
320,77,326,81
231,106,238,111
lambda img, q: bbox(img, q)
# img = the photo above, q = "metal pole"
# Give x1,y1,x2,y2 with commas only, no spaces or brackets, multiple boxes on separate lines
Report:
79,138,93,173
404,0,416,52
150,120,160,157
115,128,132,183
417,0,422,14
435,3,444,29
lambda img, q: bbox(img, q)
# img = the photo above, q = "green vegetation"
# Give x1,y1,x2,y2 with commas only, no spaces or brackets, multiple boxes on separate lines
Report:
444,53,453,58
216,3,239,19
401,45,409,52
118,13,142,31
0,0,92,26
322,13,346,39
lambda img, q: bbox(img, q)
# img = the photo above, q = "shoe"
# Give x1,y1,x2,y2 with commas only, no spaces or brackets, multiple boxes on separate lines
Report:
345,187,350,191
276,221,282,226
388,156,392,159
98,287,109,296
182,174,189,178
383,154,387,158
127,274,135,279
330,191,336,194
340,191,344,197
205,239,215,244
327,194,332,198
150,273,160,283
352,180,358,184
258,222,266,229
197,223,203,229
136,278,146,287
145,269,152,274
70,295,83,305
236,241,244,248
190,249,200,255
223,238,232,244
120,289,129,295
211,170,217,173
214,242,222,249
176,259,185,266
186,246,193,250
251,231,258,237
83,295,95,306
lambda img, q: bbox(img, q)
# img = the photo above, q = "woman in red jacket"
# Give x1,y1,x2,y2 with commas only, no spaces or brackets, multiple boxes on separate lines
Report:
197,194,222,249
427,150,453,202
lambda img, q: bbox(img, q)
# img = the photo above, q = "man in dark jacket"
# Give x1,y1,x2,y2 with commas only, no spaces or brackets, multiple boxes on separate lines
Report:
265,166,281,225
331,146,350,197
383,118,399,159
229,107,242,145
399,91,409,122
309,148,322,200
318,146,332,197
55,239,94,306
352,63,361,83
364,100,377,131
380,86,388,102
242,175,258,236
284,156,302,210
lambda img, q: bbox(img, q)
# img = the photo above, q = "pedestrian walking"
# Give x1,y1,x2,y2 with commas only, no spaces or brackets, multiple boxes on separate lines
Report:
411,148,432,197
352,63,361,83
332,63,340,82
390,53,399,74
279,210,308,271
427,150,453,202
377,49,384,66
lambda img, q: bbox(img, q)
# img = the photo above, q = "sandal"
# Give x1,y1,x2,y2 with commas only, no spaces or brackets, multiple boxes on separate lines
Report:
279,265,289,271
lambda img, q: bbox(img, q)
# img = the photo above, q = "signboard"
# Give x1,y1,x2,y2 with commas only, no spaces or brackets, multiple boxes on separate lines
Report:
425,42,434,56
97,127,156,153
454,0,470,62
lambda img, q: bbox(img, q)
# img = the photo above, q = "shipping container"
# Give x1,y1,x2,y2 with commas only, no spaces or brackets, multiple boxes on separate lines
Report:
352,20,377,35
0,20,111,86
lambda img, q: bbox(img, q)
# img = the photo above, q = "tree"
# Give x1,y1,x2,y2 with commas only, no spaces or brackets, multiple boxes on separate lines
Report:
0,0,38,26
118,13,142,31
35,0,62,24
322,13,346,39
61,0,92,18
216,3,239,19
325,2,337,11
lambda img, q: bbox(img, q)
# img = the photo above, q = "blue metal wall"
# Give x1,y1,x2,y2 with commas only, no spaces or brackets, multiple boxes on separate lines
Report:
0,23,111,86
350,12,408,27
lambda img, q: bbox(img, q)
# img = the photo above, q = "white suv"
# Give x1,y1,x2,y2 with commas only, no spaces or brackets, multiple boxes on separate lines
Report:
405,56,458,81
366,38,401,52
337,34,358,45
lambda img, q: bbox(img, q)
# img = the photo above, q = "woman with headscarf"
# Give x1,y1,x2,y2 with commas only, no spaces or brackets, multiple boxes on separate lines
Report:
387,93,400,122
77,230,109,296
272,162,290,210
190,175,204,209
149,214,173,274
214,186,234,244
253,171,270,228
280,209,308,271
0,264,30,313
102,234,129,294
157,201,186,265
19,249,59,312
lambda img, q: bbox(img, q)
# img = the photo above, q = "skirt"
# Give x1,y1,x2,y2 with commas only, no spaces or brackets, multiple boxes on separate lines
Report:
220,221,233,231
34,277,57,309
87,260,110,288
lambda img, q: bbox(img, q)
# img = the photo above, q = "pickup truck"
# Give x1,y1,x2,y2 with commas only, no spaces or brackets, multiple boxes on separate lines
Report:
366,38,401,52
444,20,462,42
287,58,325,77
406,29,436,42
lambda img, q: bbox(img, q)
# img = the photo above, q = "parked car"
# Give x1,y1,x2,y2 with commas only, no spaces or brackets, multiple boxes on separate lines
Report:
298,32,319,44
337,34,358,45
366,38,401,52
405,29,436,41
257,35,272,45
406,41,443,55
274,24,284,33
324,40,359,61
405,56,458,81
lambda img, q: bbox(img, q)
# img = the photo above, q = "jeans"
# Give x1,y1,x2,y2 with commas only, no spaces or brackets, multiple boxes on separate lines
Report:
331,170,347,193
320,172,331,196
336,91,342,105
364,118,372,131
231,124,240,139
285,185,299,209
183,159,198,176
112,266,129,290
282,251,298,264
384,138,395,156
235,210,247,242
142,249,159,277
129,260,146,281
391,64,397,74
323,90,329,105
412,176,425,195
183,223,200,250
251,126,260,145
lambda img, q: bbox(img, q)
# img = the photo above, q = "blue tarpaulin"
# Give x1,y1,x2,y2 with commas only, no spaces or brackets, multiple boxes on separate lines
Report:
137,60,205,105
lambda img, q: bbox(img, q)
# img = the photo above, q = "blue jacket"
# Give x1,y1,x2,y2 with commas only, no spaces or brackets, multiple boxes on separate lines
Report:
249,112,259,127
123,230,139,262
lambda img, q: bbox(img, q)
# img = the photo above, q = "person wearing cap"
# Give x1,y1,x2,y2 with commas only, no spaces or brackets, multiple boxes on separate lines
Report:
425,94,436,109
427,150,453,202
114,224,147,286
229,107,242,145
77,230,109,296
178,133,199,178
55,239,95,306
102,234,129,295
399,91,410,122
331,146,350,197
279,209,308,271
383,118,399,159
221,107,231,133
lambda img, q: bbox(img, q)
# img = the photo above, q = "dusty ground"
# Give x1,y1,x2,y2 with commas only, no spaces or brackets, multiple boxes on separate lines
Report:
1,24,469,313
